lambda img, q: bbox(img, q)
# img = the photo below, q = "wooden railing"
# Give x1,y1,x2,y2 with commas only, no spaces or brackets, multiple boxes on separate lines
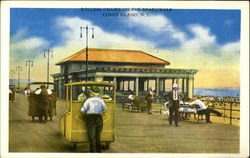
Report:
201,100,240,125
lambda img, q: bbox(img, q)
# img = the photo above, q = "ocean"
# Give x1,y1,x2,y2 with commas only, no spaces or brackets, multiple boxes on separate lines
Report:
194,88,240,98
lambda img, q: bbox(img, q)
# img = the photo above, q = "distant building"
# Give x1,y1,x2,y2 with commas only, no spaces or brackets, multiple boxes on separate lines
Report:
52,48,198,99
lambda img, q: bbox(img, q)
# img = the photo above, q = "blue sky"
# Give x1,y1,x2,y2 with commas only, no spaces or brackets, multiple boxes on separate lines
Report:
10,8,240,48
9,8,241,87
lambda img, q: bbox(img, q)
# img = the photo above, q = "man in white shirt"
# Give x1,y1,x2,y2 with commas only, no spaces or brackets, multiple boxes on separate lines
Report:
189,99,222,123
80,85,107,153
128,91,134,102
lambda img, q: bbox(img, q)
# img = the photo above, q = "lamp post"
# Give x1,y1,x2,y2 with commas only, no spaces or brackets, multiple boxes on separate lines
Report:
16,66,22,90
26,60,34,84
44,49,53,83
80,26,95,82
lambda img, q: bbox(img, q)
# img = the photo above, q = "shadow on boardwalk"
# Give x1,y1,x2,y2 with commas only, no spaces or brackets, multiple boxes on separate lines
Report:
9,94,239,153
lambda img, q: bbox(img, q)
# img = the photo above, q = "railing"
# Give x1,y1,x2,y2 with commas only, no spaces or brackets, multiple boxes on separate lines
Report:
201,100,240,125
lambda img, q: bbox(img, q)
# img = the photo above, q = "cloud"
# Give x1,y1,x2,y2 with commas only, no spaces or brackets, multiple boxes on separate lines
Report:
33,16,158,81
9,29,50,81
124,12,225,56
127,12,169,32
220,40,240,55
10,30,49,61
53,15,239,66
10,28,27,42
147,20,240,88
185,24,216,46
125,11,187,43
53,16,156,62
11,37,48,51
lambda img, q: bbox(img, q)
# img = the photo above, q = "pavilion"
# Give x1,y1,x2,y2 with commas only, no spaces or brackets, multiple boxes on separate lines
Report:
52,48,198,99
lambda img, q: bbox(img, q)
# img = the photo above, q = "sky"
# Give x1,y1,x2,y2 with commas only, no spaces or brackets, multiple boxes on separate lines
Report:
9,8,240,88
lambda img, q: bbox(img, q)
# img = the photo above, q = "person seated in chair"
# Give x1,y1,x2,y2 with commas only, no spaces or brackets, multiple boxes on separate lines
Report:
128,91,135,102
178,105,196,120
78,87,90,101
102,95,112,102
189,99,222,123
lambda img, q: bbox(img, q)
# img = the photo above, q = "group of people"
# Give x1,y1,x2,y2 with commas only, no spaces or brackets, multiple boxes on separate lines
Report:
34,85,53,123
128,83,223,127
164,84,222,126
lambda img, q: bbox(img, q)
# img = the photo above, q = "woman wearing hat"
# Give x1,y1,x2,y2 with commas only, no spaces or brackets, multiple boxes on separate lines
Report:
80,85,107,152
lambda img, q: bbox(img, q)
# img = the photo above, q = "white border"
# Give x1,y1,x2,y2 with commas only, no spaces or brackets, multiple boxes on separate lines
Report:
1,1,249,158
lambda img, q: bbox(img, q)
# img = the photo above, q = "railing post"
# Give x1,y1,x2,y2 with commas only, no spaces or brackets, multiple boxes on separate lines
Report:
229,102,233,125
224,103,226,121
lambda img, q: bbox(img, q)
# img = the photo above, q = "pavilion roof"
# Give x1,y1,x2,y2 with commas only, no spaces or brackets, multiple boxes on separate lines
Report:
56,48,170,65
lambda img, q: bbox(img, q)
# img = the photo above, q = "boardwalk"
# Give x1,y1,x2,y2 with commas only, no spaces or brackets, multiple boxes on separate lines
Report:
9,93,239,153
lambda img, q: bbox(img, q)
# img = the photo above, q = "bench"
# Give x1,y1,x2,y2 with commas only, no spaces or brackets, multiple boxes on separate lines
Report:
129,96,148,112
121,96,132,110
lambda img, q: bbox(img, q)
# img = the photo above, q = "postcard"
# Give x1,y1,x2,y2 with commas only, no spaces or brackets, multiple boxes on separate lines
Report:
1,1,249,158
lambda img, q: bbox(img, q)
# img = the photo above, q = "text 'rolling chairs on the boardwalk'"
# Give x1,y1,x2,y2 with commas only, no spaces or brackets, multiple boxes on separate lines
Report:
28,82,57,121
59,82,116,150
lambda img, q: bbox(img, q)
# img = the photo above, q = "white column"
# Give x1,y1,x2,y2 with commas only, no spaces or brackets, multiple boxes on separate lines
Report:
182,78,185,94
156,78,160,96
113,77,117,91
147,79,149,91
192,76,195,96
159,78,164,92
176,78,179,86
136,77,139,96
187,76,193,98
